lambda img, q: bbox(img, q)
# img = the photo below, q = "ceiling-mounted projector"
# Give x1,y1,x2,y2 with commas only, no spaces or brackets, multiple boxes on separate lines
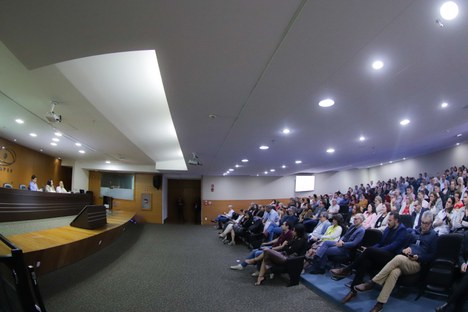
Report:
188,153,202,166
45,101,62,123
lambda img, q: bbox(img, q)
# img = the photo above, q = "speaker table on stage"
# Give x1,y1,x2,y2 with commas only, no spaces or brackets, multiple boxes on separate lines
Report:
70,205,107,229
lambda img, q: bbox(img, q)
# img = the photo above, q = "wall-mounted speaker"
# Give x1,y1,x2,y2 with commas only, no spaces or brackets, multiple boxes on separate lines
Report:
153,175,162,189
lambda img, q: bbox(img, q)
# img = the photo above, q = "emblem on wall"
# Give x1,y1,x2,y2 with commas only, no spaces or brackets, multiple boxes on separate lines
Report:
0,146,16,166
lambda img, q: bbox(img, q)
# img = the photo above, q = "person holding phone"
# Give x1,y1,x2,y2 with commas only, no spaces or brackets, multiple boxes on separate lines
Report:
353,211,437,312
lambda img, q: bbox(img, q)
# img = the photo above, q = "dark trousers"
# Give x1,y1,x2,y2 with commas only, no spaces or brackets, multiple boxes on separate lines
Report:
448,273,468,310
348,247,395,288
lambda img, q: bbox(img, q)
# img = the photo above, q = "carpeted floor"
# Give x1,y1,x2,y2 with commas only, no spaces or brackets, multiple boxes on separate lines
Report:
39,223,340,312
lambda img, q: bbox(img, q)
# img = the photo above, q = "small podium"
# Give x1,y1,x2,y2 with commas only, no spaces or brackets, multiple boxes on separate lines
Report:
70,205,107,229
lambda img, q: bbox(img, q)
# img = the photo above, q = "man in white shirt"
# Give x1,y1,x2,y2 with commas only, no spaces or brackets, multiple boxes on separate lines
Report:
328,199,340,219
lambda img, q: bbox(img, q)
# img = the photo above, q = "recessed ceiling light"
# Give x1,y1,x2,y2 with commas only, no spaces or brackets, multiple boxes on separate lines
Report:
50,142,57,146
270,169,275,172
400,119,410,126
372,60,384,70
75,142,82,146
54,132,62,137
389,161,393,164
456,142,460,146
318,98,335,107
29,133,37,137
259,145,269,150
15,119,24,124
235,164,240,168
105,160,111,164
241,159,248,163
359,136,366,142
380,163,383,166
282,128,290,134
52,138,59,142
264,171,268,174
295,160,302,164
228,168,234,172
440,1,459,20
326,148,335,153
78,150,85,154
441,102,448,108
281,165,286,169
403,157,406,160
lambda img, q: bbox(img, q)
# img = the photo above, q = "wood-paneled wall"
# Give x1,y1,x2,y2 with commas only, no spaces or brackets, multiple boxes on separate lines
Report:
0,137,70,190
88,172,163,224
200,198,290,225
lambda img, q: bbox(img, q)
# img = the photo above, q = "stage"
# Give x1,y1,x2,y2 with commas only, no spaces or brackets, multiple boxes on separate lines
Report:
0,210,135,275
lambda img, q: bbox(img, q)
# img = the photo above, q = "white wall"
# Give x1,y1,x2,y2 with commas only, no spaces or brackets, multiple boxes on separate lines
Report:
202,142,467,199
368,143,468,182
71,161,89,192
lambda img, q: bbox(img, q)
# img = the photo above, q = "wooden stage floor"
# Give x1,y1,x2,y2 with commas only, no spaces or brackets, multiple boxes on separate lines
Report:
0,210,135,275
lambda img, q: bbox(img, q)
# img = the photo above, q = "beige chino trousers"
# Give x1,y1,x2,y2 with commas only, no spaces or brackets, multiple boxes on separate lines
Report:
372,254,421,303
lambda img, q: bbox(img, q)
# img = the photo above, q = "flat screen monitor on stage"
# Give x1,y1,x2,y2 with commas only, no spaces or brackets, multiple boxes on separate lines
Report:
70,205,107,229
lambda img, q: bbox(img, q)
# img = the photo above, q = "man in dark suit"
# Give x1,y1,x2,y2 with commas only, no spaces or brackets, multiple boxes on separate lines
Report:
306,213,366,274
410,199,428,232
330,212,408,303
354,211,437,312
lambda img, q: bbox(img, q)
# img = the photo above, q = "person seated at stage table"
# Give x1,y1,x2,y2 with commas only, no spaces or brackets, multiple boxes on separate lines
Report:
29,174,39,191
330,212,408,304
230,221,293,274
353,211,437,312
305,213,365,274
55,180,69,193
254,223,308,286
45,179,56,192
435,229,468,312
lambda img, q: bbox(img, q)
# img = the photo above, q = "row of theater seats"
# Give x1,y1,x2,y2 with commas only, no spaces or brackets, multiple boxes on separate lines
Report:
0,234,47,312
231,213,465,298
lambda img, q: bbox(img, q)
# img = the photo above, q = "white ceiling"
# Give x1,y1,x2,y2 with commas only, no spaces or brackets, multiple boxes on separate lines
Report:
0,0,467,177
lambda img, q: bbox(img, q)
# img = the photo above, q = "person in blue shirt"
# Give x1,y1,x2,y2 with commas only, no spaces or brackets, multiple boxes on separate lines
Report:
330,212,408,304
29,174,38,191
306,213,366,274
353,211,437,312
262,205,279,241
266,207,298,241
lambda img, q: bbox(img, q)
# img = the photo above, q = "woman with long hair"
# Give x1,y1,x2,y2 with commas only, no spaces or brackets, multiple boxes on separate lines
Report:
254,223,308,285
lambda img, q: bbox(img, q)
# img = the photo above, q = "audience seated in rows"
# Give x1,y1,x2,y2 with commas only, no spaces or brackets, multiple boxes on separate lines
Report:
230,221,293,274
218,164,467,310
351,211,437,312
305,213,365,274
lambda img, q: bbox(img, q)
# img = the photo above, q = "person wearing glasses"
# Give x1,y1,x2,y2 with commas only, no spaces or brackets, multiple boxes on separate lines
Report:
353,211,437,312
